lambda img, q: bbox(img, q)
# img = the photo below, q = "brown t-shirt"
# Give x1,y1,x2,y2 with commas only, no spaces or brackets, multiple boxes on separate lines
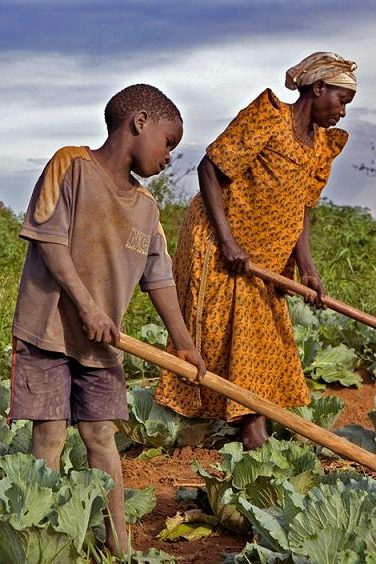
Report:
13,146,175,367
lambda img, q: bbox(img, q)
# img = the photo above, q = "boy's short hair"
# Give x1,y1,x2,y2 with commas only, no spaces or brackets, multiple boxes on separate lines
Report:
105,84,182,134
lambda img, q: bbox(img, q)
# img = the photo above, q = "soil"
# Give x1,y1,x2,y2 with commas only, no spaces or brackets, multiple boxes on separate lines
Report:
122,371,375,563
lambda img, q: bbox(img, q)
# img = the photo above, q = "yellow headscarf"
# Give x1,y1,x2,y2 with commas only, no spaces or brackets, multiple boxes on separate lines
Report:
285,52,357,92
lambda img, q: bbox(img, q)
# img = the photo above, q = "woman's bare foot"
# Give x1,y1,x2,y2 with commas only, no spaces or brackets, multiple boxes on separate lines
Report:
241,414,268,450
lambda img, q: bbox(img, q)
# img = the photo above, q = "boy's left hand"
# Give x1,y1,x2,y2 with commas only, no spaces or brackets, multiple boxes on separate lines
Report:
176,349,206,383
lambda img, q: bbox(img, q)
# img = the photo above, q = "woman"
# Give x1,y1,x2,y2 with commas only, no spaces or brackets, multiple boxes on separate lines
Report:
155,52,357,449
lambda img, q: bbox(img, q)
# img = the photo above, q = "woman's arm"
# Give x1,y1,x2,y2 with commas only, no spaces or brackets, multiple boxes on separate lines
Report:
198,156,250,274
293,207,325,306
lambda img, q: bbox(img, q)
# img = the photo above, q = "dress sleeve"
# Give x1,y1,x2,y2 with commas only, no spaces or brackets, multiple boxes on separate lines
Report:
306,128,349,208
19,147,89,245
206,89,281,180
139,222,175,292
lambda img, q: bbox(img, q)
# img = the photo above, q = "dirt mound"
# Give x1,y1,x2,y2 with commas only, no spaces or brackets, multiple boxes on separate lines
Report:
122,447,245,563
326,369,375,430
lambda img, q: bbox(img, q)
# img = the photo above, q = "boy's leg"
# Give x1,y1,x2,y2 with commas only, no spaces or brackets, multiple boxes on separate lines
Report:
9,339,71,470
32,420,67,471
78,421,127,556
71,361,128,557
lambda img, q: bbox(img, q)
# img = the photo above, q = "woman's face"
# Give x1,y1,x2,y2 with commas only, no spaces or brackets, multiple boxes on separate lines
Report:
312,84,355,128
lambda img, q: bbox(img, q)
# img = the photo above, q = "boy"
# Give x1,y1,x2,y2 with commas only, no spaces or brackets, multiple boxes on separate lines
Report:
9,84,205,556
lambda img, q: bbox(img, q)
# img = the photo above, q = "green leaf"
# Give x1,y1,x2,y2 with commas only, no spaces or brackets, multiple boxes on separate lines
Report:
0,417,13,448
114,429,132,453
157,510,219,542
223,542,303,564
0,453,60,529
193,440,322,535
130,547,176,563
137,447,164,461
60,427,88,474
311,396,345,429
55,468,114,552
0,522,79,564
293,325,321,371
124,486,156,524
335,425,376,454
192,459,250,534
140,323,168,346
288,484,376,562
288,297,320,328
25,525,79,564
0,380,10,417
7,420,32,455
310,344,361,387
0,521,27,563
237,495,290,552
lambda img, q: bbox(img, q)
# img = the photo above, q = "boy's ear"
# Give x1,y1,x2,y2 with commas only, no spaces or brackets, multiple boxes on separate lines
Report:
133,110,149,134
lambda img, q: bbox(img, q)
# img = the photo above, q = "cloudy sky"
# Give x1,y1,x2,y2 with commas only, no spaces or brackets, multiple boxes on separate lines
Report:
0,0,375,215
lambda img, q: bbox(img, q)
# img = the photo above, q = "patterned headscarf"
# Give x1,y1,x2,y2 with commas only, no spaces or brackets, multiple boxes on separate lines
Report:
285,52,357,92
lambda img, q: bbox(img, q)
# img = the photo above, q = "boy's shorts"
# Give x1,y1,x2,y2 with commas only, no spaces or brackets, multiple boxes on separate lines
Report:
9,338,128,424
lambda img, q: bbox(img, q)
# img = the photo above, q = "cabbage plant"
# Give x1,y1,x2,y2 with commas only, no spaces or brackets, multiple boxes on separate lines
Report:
192,439,323,534
224,477,376,564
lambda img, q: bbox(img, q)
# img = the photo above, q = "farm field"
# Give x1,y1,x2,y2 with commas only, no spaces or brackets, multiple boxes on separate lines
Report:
0,191,376,563
124,377,376,563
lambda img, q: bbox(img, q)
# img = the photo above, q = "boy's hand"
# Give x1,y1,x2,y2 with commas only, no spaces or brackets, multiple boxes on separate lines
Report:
80,304,119,344
176,348,206,383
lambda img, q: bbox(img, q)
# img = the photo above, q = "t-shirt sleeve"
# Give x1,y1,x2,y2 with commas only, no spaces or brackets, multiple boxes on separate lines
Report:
306,128,349,208
206,89,281,180
139,222,175,292
19,147,88,245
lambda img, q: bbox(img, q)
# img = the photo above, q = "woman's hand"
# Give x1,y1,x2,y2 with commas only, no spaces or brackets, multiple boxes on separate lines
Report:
299,268,325,308
220,237,250,274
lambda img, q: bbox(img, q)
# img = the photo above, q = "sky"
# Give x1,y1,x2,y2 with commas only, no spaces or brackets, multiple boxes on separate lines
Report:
0,0,375,215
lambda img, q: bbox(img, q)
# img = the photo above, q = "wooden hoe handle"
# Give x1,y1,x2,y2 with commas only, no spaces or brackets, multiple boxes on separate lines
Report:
118,333,376,472
246,261,376,329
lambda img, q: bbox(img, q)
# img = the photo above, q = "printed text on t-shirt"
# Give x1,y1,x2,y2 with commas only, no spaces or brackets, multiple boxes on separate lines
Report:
125,228,151,255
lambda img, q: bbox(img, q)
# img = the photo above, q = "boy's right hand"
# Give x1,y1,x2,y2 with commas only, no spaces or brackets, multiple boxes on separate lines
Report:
79,304,119,345
176,348,206,384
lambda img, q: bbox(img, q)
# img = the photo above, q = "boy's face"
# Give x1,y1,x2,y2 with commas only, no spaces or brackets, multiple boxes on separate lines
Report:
132,116,183,178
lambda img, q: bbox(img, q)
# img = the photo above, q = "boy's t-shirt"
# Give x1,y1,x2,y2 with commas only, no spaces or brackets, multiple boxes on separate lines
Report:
13,146,175,368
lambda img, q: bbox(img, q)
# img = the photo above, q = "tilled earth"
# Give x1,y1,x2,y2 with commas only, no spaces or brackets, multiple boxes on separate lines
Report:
122,372,375,563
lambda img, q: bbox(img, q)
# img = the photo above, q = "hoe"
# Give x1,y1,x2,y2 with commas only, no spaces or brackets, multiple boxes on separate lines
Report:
116,261,376,472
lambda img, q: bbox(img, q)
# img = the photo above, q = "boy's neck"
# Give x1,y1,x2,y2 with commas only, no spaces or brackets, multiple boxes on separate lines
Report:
91,134,137,192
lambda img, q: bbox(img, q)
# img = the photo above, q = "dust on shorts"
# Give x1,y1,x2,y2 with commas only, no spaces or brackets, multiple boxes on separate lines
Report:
9,338,128,424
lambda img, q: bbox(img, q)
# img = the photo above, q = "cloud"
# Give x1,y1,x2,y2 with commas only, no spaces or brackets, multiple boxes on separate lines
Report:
0,5,375,215
0,0,375,57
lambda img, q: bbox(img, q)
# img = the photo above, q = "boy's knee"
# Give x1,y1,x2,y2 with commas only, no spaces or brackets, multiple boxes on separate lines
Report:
78,421,116,451
32,421,66,452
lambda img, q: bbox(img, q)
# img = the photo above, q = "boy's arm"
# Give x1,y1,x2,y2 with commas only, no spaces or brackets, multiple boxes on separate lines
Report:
37,241,119,344
293,207,325,307
148,286,206,381
198,156,250,275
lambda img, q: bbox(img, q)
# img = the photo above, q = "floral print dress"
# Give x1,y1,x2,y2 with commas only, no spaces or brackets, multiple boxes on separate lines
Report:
155,88,348,421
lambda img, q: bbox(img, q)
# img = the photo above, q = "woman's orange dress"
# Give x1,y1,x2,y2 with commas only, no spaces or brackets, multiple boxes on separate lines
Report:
155,89,348,421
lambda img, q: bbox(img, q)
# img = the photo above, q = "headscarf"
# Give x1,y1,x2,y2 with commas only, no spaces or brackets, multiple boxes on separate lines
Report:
285,52,357,92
